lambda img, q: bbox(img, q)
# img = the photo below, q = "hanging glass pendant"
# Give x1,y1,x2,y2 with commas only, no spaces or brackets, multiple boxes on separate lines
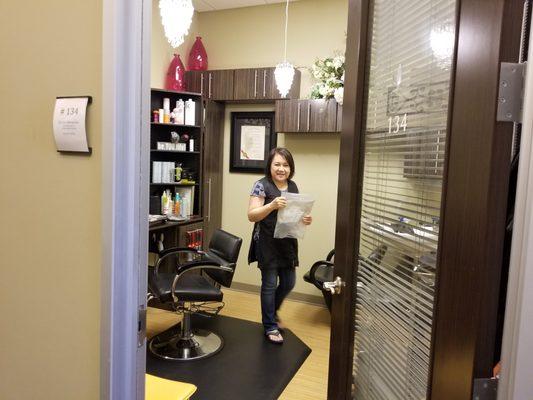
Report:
159,0,194,48
274,61,295,97
274,0,295,98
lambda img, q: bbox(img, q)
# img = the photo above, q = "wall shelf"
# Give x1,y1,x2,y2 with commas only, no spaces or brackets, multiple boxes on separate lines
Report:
150,150,200,154
151,122,202,128
150,183,199,186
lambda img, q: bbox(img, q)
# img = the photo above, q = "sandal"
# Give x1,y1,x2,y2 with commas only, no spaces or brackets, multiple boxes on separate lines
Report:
265,330,284,344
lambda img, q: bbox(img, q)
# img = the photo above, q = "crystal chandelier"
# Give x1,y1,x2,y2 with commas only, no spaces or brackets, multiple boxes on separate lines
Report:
159,0,194,48
274,0,295,97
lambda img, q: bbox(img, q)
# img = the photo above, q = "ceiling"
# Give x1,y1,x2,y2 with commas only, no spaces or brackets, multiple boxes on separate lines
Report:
192,0,300,12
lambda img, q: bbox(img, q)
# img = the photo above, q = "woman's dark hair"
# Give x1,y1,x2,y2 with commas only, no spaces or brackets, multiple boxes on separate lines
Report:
265,147,295,181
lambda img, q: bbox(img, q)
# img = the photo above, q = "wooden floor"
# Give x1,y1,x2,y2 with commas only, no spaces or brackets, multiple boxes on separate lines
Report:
146,288,331,400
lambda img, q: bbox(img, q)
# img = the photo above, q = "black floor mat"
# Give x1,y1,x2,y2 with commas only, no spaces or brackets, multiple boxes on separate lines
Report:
146,314,312,400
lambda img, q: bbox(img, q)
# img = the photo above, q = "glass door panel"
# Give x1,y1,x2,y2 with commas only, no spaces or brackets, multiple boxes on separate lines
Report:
352,0,456,399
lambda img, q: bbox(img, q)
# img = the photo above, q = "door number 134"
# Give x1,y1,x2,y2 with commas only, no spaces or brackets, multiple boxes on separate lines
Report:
388,113,407,134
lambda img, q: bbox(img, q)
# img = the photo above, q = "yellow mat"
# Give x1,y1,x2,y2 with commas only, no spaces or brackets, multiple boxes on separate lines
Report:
145,374,197,400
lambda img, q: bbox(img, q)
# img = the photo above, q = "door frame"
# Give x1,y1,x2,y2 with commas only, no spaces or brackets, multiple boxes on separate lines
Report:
100,0,533,398
328,0,525,398
327,0,370,398
101,0,151,399
498,15,533,399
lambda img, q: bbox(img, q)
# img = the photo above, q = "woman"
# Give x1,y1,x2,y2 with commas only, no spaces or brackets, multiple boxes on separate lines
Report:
247,147,312,344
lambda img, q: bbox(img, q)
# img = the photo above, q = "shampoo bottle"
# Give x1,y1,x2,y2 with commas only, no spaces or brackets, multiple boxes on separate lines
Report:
175,99,185,125
185,99,196,125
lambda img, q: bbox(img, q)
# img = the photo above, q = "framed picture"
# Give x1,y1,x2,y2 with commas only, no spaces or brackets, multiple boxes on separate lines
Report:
230,112,276,173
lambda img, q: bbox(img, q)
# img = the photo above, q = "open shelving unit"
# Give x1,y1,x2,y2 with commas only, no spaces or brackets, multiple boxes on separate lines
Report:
148,88,207,254
149,88,204,219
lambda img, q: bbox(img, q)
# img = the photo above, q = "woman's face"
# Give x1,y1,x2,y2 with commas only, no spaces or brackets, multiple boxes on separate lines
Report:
270,153,290,185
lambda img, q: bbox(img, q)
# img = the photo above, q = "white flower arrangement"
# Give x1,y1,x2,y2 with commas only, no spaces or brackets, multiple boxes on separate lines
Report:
309,54,345,105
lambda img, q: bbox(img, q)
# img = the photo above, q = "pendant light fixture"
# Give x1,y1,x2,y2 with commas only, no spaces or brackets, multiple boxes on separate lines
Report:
274,0,295,98
159,0,194,48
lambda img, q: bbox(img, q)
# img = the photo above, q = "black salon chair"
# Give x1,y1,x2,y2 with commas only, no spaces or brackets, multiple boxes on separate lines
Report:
304,249,336,311
304,245,388,311
148,229,242,361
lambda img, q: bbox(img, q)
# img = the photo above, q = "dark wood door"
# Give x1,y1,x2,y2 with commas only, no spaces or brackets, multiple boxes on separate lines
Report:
328,0,522,399
233,68,258,100
258,68,272,99
308,99,337,132
233,68,275,100
275,99,339,133
275,99,304,133
202,100,225,245
185,71,206,97
207,70,234,101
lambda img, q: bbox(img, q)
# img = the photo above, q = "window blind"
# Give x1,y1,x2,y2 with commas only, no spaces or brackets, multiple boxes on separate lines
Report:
352,1,456,399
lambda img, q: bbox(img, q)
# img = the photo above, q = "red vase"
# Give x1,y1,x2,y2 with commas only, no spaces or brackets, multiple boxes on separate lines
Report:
187,37,208,71
165,54,186,91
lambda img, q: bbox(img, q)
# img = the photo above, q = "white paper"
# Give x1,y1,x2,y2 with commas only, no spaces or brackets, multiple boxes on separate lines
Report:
53,97,89,152
240,125,265,160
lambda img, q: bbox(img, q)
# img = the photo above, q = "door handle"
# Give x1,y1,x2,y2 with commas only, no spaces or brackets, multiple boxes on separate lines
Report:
206,178,212,222
263,70,267,97
297,102,301,131
200,74,204,95
307,102,311,132
323,276,346,295
254,70,258,98
208,73,212,98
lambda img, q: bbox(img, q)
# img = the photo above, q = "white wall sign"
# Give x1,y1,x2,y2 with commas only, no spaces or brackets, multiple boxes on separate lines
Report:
53,96,92,153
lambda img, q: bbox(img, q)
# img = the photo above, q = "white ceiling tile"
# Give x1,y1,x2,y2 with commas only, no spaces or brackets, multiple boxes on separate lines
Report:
192,0,216,12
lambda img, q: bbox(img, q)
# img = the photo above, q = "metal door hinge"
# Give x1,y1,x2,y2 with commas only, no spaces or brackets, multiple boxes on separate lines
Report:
497,62,526,123
137,305,147,347
323,276,346,295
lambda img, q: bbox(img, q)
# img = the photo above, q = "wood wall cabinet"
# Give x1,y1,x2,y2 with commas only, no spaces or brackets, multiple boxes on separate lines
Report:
233,67,301,100
185,70,234,101
275,99,340,133
186,67,301,102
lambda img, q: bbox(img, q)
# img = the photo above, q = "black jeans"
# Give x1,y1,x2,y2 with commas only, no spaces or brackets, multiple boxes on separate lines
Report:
260,267,296,333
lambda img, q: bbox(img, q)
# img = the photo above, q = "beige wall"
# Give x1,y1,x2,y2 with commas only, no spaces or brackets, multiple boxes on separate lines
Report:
0,1,102,399
150,0,347,295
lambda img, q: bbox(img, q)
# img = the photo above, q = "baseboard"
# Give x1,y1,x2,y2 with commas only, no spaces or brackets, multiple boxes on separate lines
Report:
230,282,326,307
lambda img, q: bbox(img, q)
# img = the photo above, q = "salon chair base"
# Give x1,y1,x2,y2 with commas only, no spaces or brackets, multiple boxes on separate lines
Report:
149,326,224,361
